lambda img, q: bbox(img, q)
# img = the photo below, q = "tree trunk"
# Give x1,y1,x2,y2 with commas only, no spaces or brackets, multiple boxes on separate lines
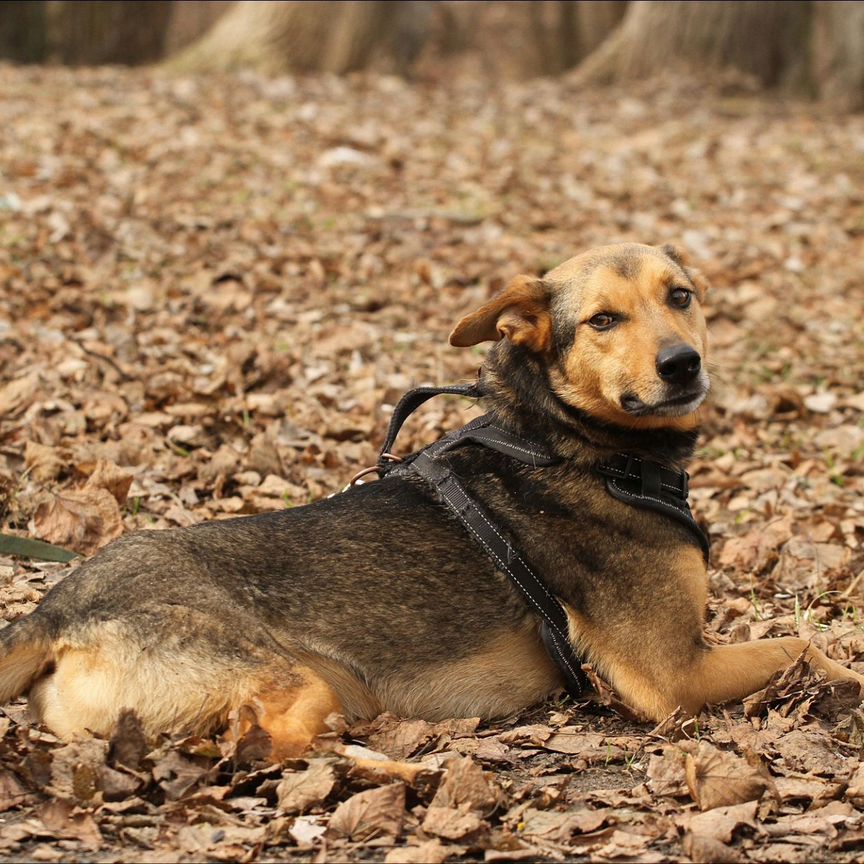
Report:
0,1,48,63
811,1,864,110
163,1,232,57
169,0,434,76
575,1,628,59
46,1,174,66
574,0,812,89
528,1,628,76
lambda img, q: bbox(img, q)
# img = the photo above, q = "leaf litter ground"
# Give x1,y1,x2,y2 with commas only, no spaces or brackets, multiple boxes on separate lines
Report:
1,65,864,862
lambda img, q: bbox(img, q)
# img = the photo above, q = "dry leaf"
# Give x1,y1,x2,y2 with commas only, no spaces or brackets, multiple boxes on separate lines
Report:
37,799,102,849
34,487,123,555
429,756,502,816
384,839,451,864
48,739,109,803
0,771,35,812
646,746,689,797
276,759,336,814
0,374,39,417
24,441,65,483
84,459,133,505
328,783,406,842
421,805,485,841
683,799,758,843
108,710,149,771
684,742,771,810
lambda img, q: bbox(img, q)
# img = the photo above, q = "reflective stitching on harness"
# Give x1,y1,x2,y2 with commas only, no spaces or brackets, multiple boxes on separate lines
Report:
602,456,684,494
459,513,569,644
608,478,689,514
547,627,581,682
433,466,572,646
485,425,551,460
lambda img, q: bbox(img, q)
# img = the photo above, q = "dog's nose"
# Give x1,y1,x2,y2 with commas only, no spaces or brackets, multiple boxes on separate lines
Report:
656,345,701,385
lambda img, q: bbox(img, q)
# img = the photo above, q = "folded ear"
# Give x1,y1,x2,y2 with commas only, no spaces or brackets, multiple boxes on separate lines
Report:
449,275,553,352
660,244,711,299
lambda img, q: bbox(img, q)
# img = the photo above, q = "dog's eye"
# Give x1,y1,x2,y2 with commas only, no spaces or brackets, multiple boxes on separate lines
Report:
669,288,692,309
588,313,617,331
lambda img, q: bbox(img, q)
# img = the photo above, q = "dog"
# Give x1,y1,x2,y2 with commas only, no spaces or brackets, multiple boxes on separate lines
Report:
1,242,861,758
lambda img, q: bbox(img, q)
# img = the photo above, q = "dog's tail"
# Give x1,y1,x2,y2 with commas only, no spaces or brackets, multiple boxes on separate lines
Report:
0,615,53,704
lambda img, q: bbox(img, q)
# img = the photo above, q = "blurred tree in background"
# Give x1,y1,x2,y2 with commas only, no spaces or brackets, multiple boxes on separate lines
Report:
0,0,862,108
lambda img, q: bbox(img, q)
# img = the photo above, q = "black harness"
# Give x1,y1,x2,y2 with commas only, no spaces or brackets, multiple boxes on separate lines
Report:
373,383,709,699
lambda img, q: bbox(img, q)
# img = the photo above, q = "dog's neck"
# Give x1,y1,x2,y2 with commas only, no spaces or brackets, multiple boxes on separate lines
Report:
478,343,699,470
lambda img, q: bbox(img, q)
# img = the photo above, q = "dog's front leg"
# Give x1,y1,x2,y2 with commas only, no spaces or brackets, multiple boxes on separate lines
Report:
680,637,864,714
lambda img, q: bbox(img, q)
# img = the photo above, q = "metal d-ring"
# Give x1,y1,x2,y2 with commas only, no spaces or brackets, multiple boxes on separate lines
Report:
345,452,405,490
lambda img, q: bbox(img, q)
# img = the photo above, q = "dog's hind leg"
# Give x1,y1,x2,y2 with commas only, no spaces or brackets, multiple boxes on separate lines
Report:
234,666,344,759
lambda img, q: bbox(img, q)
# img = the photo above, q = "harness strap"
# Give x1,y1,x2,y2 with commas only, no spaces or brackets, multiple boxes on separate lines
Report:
596,455,710,561
379,383,482,463
409,450,591,697
372,383,708,700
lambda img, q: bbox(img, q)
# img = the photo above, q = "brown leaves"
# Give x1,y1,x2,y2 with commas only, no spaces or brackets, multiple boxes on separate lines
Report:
34,487,122,556
4,60,864,864
328,783,406,842
276,759,337,814
422,756,501,841
33,459,132,555
684,743,772,811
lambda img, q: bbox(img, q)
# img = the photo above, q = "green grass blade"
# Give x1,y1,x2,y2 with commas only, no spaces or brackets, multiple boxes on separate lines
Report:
0,533,79,562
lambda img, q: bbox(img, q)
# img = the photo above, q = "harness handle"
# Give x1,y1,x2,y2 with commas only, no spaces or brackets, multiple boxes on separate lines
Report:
378,382,482,470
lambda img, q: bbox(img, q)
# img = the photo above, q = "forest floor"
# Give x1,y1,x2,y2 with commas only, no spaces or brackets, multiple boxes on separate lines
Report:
1,65,864,863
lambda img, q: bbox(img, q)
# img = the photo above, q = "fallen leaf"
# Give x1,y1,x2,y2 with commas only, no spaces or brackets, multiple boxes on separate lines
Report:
421,805,485,841
34,487,123,555
37,799,102,849
327,783,405,842
646,746,689,797
682,799,758,843
276,759,336,814
84,459,133,505
429,756,502,816
684,742,771,810
384,839,451,863
108,710,148,771
0,771,35,812
25,441,65,483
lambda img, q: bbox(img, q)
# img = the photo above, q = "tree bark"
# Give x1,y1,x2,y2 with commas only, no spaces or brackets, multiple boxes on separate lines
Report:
169,0,434,76
163,1,232,57
46,0,174,66
0,1,48,63
528,1,628,75
811,1,864,110
574,1,812,89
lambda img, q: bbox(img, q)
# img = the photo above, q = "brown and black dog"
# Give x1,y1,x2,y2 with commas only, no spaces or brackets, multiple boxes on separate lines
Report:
1,243,861,757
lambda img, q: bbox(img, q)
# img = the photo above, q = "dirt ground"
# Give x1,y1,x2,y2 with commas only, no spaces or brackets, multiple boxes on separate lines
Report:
1,64,864,862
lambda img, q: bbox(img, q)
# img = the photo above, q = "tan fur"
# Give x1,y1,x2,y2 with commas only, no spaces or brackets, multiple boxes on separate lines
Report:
379,623,560,721
450,275,553,353
236,667,344,759
4,242,861,755
300,652,382,722
552,255,708,430
564,544,864,722
0,640,52,706
29,623,261,739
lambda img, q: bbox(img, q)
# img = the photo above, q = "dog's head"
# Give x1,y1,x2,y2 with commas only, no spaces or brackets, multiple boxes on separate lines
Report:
450,243,710,431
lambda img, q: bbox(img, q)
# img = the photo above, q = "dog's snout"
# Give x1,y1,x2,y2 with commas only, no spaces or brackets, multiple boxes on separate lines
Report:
656,344,701,385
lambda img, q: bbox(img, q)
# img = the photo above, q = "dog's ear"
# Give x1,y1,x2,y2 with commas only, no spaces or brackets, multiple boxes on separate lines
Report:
449,275,552,352
660,244,710,299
